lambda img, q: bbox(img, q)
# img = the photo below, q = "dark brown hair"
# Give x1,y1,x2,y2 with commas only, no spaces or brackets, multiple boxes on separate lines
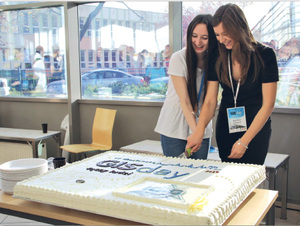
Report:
186,14,218,111
212,3,264,86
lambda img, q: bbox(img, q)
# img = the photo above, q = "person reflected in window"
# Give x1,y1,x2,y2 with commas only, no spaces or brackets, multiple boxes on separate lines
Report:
137,51,146,78
155,14,218,160
52,45,64,81
118,44,128,68
186,4,279,165
32,46,47,92
162,44,170,68
126,46,135,68
137,51,145,68
143,49,154,68
11,48,25,91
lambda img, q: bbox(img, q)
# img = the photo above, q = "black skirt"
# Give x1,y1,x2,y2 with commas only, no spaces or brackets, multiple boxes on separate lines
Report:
215,104,271,165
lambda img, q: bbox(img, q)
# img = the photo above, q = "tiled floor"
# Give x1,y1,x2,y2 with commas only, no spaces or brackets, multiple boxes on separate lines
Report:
274,207,300,225
0,206,299,225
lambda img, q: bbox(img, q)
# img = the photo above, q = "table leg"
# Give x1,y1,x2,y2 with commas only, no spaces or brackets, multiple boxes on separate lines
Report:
280,158,289,219
32,141,38,158
53,134,62,157
266,168,276,225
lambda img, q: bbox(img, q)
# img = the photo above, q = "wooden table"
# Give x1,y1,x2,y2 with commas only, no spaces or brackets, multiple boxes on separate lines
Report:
0,127,61,158
0,189,278,225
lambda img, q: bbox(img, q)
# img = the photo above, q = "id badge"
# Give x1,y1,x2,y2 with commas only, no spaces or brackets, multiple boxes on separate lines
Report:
227,106,247,133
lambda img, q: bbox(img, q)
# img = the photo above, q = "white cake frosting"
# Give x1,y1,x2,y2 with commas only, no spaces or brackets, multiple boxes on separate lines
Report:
13,151,266,225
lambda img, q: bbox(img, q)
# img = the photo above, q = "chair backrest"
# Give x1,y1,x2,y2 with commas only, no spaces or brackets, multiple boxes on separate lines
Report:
92,108,117,148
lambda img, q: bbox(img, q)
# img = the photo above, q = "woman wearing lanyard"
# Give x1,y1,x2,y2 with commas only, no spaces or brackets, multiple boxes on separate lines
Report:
154,14,218,159
186,3,279,165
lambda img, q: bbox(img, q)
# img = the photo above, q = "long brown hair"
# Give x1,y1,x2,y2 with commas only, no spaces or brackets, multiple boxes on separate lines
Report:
186,14,218,111
212,3,264,86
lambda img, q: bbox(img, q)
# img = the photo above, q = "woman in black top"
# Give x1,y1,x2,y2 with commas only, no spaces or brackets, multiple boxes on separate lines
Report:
186,3,279,165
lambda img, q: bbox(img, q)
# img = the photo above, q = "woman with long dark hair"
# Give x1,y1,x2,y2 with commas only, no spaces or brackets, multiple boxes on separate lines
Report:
155,14,218,159
186,4,279,164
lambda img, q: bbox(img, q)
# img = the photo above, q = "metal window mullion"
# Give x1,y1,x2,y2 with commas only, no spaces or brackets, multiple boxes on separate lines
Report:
65,2,81,144
169,2,182,55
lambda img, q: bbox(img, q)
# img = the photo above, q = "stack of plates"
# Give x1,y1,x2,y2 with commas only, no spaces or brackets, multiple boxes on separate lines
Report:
0,158,48,194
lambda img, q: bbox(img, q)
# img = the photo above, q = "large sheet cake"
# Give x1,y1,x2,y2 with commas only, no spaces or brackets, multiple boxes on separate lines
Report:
13,151,266,225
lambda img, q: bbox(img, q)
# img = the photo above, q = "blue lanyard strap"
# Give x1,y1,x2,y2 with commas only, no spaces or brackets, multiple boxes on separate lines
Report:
197,71,205,108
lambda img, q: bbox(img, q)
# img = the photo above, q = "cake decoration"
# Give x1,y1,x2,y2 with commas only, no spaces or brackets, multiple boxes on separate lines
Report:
187,196,208,213
76,179,85,183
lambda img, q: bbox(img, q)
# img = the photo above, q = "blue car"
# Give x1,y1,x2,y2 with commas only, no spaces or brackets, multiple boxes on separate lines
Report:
46,80,67,96
81,69,144,89
149,77,169,85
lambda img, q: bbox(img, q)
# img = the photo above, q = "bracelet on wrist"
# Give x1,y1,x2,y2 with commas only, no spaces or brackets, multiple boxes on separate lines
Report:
238,138,248,149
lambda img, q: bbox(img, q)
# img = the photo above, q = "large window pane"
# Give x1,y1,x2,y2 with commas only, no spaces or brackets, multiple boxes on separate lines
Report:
183,2,300,108
79,2,169,101
0,7,67,98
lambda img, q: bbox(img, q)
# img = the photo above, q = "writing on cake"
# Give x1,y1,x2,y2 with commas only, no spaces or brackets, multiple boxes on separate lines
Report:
91,159,221,179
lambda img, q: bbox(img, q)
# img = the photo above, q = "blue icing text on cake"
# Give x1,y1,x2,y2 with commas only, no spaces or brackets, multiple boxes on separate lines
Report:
92,156,223,179
94,159,189,179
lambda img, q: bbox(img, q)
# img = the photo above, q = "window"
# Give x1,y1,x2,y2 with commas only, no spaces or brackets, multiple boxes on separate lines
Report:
183,1,300,108
52,15,58,27
32,13,39,33
80,50,86,69
43,14,48,27
79,2,169,100
80,18,84,29
0,6,67,98
23,12,30,33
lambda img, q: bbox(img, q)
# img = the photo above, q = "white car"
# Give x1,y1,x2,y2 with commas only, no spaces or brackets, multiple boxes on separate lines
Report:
0,78,10,96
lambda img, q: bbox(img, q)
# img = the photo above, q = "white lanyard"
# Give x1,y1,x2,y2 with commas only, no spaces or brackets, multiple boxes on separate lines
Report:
227,52,240,108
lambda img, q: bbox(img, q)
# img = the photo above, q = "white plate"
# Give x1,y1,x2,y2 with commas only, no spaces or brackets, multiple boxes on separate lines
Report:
0,166,48,181
1,178,18,194
0,158,47,173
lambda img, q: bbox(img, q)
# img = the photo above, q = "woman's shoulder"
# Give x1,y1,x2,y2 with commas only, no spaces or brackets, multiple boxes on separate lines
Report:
169,48,186,62
255,42,275,55
171,48,186,57
255,42,277,63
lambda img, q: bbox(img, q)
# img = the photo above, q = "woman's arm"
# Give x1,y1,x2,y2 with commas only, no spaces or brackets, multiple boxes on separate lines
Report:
228,82,277,159
171,75,198,132
186,80,219,152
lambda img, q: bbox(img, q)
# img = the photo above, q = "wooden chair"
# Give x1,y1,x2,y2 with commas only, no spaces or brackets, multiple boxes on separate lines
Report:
60,108,117,161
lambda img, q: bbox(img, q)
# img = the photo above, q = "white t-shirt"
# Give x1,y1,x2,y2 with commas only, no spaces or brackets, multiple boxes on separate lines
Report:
154,48,213,140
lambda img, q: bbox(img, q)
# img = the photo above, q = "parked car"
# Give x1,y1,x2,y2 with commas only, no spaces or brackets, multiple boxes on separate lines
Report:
149,76,169,85
81,69,144,91
46,69,145,96
0,78,10,96
46,80,67,96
